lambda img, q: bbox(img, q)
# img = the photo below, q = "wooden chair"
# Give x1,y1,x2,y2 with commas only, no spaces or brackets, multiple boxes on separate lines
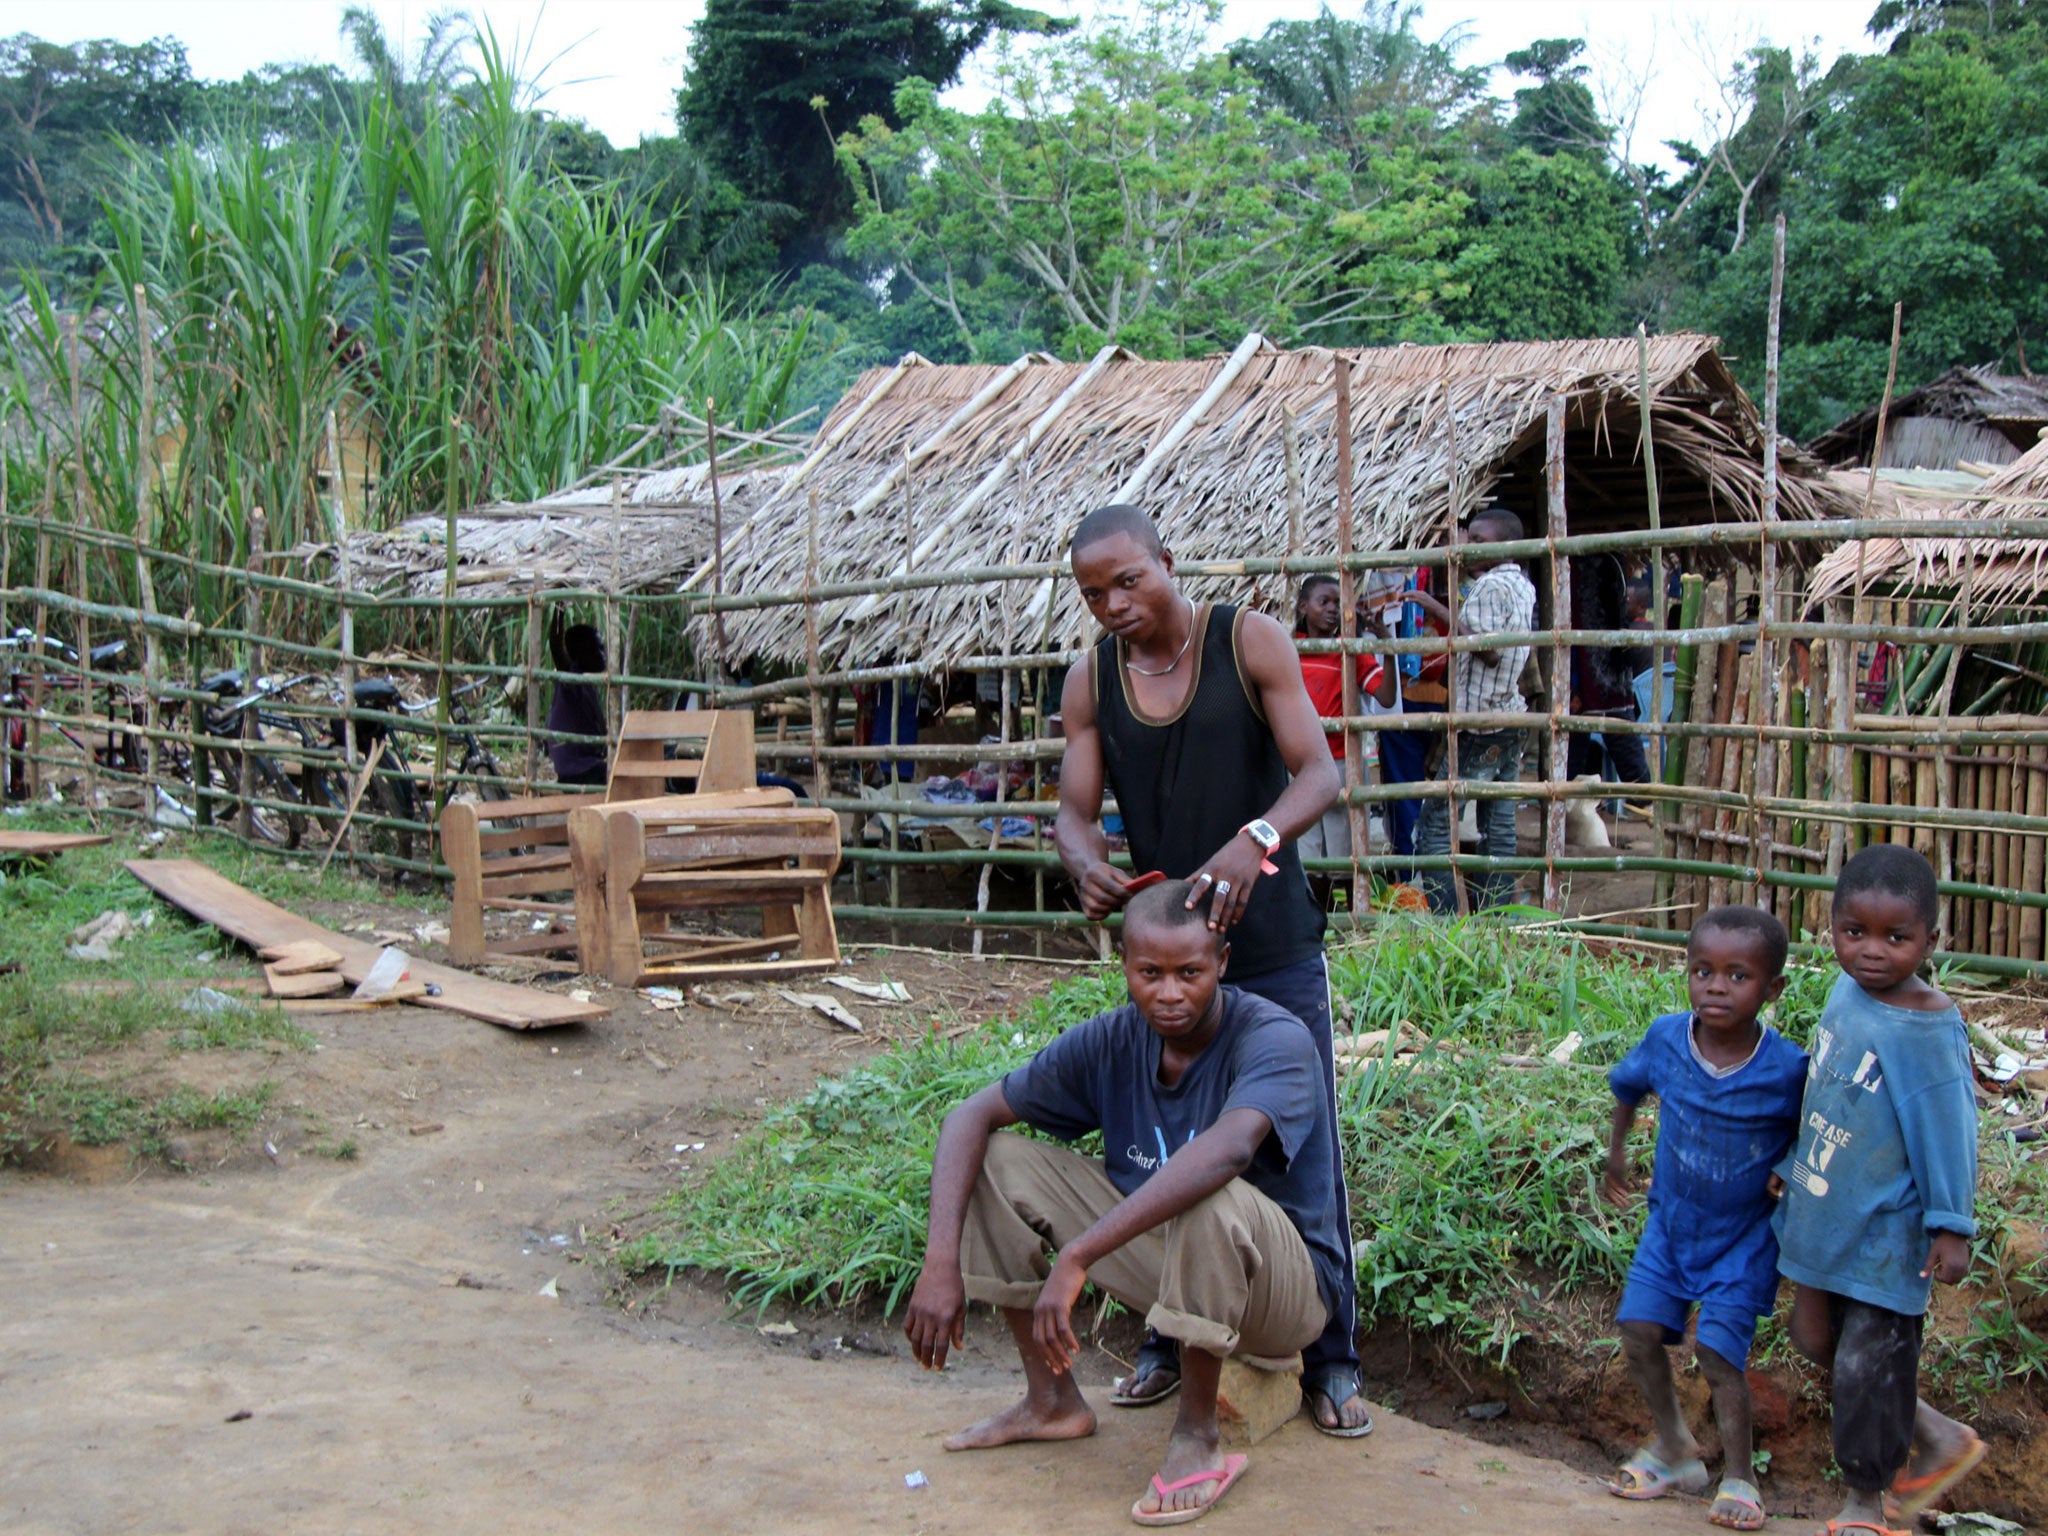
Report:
440,709,762,968
567,793,841,986
607,709,756,800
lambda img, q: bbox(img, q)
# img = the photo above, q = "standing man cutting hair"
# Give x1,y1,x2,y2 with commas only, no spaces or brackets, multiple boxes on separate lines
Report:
1053,503,1372,1438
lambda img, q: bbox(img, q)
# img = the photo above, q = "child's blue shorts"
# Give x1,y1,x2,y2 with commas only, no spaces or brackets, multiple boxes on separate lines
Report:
1617,1218,1779,1368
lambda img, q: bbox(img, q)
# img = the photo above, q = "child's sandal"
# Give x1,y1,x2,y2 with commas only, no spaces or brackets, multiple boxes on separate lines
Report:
1709,1477,1766,1531
1610,1448,1710,1499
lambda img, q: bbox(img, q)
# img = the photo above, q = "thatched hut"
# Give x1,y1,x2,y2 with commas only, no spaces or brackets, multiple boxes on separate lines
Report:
1810,438,2048,609
1807,365,2048,472
687,333,1851,670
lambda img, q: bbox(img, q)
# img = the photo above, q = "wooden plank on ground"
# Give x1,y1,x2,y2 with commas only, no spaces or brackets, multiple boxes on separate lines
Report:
264,964,346,999
0,830,114,856
125,858,606,1030
259,939,346,974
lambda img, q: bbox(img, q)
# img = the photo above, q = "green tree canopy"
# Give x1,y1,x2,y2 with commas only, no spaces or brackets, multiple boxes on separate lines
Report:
0,33,196,254
679,0,1065,260
836,1,1480,358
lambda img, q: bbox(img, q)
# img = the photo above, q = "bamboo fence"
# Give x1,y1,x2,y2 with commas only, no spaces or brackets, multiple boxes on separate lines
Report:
7,506,2048,973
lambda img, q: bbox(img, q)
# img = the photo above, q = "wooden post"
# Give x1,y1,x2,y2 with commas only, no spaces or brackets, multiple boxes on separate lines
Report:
705,397,729,680
1333,358,1367,907
132,285,164,823
1282,405,1305,562
606,476,624,739
803,490,829,805
1441,363,1470,916
327,409,359,837
27,467,49,800
2022,744,2047,961
1636,325,1665,824
239,509,266,841
1543,394,1570,911
523,586,542,790
434,412,459,852
65,316,101,821
1825,596,1855,879
1748,215,1787,903
1654,573,1705,912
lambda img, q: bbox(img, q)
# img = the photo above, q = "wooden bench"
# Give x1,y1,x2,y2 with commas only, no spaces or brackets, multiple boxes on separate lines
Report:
567,794,842,986
440,709,760,968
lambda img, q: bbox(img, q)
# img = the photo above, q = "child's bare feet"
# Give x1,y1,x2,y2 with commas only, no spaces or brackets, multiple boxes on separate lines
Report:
942,1391,1097,1451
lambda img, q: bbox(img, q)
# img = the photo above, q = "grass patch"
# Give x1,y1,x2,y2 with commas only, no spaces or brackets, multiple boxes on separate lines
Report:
6,1074,274,1160
0,810,369,985
0,813,372,1160
625,917,2044,1384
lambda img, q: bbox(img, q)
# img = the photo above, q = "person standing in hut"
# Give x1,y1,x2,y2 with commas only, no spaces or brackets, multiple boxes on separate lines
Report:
1292,573,1398,905
1405,507,1537,912
1052,504,1372,1438
545,615,610,788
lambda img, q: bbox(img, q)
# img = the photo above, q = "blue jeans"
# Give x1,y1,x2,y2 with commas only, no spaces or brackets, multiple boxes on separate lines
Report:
1376,706,1441,860
1414,729,1523,913
1232,953,1358,1378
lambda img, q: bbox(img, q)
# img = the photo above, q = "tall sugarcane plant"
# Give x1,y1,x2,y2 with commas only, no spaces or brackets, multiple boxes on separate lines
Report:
0,29,812,629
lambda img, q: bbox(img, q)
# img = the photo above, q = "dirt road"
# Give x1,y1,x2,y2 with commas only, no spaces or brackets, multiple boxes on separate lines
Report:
3,955,1798,1536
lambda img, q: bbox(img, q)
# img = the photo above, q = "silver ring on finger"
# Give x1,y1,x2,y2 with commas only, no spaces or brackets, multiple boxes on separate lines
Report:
1214,880,1231,899
1194,872,1215,885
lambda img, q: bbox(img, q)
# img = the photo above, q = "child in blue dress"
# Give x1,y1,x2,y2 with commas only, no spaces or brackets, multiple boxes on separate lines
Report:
1777,844,1983,1535
1604,905,1807,1530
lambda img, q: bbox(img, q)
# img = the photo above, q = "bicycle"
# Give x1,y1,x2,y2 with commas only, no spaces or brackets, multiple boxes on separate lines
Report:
157,669,324,847
1,629,143,798
314,675,512,867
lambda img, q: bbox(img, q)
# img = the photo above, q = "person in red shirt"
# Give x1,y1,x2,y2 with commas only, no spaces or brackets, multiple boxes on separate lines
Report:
1292,576,1397,894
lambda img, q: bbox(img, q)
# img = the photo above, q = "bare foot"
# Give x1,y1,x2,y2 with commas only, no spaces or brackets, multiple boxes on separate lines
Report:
943,1395,1097,1452
1132,1426,1228,1519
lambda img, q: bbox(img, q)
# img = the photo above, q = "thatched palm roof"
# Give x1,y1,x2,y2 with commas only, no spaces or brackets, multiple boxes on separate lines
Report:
1809,439,2048,607
1807,365,2048,470
296,462,788,597
689,332,1850,669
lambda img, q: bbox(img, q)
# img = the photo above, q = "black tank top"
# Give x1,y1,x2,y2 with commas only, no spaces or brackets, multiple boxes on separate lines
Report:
1091,603,1325,977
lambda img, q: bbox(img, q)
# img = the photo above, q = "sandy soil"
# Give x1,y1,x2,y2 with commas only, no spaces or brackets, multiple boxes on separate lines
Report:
0,936,1840,1536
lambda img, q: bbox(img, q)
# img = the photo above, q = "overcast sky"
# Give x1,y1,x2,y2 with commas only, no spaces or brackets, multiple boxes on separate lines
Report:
4,0,1882,169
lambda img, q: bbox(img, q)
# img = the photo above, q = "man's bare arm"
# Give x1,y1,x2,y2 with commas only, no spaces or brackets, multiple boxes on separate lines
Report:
1053,660,1132,920
1240,610,1341,840
904,1083,1020,1370
1183,611,1341,930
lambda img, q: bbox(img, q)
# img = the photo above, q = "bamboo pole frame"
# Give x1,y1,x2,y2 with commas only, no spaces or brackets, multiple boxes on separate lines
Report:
10,481,2048,960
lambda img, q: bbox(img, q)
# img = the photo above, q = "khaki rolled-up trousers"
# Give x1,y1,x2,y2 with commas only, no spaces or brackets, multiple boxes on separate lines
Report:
959,1132,1326,1360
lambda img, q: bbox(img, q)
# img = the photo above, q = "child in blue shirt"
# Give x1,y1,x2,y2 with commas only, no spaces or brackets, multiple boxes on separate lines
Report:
1777,844,1983,1534
1604,905,1807,1530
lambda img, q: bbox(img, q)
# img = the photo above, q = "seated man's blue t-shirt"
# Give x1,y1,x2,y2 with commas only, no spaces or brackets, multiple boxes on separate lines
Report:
1609,1010,1808,1316
1775,974,1978,1317
1000,985,1348,1326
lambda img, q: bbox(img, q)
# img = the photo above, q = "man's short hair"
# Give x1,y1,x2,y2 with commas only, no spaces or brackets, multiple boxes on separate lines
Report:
1071,504,1163,558
1835,843,1940,930
1467,507,1524,543
1297,573,1338,606
1690,904,1789,977
1123,879,1222,949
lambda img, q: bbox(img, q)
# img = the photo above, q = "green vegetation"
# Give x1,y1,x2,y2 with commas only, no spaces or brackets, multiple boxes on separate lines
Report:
626,918,2046,1392
0,818,321,1161
5,0,2048,520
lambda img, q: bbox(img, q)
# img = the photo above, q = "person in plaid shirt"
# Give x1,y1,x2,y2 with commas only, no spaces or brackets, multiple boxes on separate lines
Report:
1404,508,1537,911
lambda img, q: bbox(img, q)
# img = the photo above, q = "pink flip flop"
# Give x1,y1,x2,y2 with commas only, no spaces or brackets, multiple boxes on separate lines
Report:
1130,1453,1250,1527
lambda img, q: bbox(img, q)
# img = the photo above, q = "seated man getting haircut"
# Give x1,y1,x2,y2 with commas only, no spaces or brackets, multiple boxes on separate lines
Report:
903,881,1349,1526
